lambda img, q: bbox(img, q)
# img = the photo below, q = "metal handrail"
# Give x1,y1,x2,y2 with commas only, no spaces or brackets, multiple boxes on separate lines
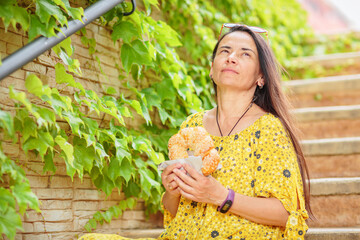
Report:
0,0,136,81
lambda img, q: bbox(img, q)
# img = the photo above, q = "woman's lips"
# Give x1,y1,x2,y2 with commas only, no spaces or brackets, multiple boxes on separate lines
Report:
221,68,239,74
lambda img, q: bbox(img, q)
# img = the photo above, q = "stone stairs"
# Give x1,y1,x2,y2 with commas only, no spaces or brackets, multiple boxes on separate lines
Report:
284,52,360,239
118,52,360,239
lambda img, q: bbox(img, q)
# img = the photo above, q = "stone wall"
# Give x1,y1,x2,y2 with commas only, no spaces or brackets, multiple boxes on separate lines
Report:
0,12,162,240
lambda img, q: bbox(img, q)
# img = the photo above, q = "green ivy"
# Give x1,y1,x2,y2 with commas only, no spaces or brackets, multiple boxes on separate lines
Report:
0,0,313,239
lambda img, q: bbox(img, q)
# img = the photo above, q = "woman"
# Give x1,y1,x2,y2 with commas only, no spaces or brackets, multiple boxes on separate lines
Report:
80,24,313,240
160,24,313,239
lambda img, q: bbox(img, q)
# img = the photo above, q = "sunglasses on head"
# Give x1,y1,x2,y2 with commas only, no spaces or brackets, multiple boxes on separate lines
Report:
218,23,269,44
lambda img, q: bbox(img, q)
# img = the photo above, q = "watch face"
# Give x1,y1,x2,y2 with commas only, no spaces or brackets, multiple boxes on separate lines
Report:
220,200,233,213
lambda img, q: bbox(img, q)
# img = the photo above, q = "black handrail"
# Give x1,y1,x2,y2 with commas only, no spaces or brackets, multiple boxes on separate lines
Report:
0,0,136,81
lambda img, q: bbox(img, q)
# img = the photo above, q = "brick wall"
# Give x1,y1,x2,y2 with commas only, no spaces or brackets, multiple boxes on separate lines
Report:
0,14,162,240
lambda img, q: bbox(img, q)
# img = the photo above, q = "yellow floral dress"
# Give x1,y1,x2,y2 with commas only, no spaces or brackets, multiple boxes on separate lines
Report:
79,111,309,240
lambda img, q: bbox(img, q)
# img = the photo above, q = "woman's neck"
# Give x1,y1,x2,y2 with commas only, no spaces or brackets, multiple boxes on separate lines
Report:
216,89,254,120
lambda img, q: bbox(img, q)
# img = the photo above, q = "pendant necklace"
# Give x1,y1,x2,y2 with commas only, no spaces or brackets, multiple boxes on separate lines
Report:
216,99,254,137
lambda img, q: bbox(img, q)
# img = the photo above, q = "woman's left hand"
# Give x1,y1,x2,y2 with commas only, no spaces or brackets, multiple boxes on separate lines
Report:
173,163,228,206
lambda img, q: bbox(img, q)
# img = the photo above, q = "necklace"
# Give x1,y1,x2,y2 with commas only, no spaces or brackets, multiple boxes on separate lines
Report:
216,100,254,137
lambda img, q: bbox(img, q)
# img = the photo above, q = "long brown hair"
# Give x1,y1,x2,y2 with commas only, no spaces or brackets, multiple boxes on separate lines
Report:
211,26,314,220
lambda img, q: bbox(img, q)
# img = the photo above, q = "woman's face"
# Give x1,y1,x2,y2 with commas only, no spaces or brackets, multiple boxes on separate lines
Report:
210,31,264,92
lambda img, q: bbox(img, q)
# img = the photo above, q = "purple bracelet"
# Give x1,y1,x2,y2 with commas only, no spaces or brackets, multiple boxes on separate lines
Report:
217,188,235,213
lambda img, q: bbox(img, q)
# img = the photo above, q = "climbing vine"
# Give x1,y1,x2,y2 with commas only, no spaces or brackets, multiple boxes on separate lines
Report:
0,0,312,238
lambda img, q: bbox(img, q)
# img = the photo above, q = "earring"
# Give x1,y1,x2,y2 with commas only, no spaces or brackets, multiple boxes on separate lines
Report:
259,84,263,89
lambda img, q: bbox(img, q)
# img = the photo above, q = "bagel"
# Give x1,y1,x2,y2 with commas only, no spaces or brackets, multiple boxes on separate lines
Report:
168,127,220,176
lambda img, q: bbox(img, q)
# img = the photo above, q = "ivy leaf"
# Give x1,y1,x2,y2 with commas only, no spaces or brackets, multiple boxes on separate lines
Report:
43,150,56,174
25,74,43,97
95,142,109,160
118,158,135,183
0,110,14,139
55,135,74,167
0,188,15,212
9,86,35,116
107,157,120,181
12,6,30,31
52,37,73,56
12,182,40,214
21,117,37,142
0,207,22,240
121,40,152,73
55,63,84,92
73,144,95,173
28,14,57,41
111,21,140,44
124,181,140,198
23,131,54,157
58,0,84,21
63,112,84,135
36,0,67,26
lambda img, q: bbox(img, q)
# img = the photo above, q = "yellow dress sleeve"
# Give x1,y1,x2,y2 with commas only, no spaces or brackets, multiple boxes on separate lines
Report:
253,118,309,239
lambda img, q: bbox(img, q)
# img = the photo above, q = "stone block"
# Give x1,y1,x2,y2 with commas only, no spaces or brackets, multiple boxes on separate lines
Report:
23,232,81,240
94,33,116,50
9,69,25,80
23,234,52,240
6,43,20,54
27,176,49,188
86,24,98,35
98,26,111,38
74,210,97,219
33,221,73,232
81,69,100,82
25,210,72,222
73,44,92,59
74,177,95,189
121,210,146,221
0,28,22,46
40,200,72,210
23,222,34,232
49,176,73,188
37,54,54,66
23,62,47,75
33,188,73,200
99,201,119,209
101,65,119,78
73,201,99,211
74,189,102,200
0,41,6,52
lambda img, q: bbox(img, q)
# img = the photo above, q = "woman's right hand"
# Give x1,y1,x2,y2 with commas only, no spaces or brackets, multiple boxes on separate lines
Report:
161,163,186,198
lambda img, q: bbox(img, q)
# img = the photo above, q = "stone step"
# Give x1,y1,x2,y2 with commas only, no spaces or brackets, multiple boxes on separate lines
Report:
120,229,163,238
310,177,360,196
305,228,360,240
293,51,360,69
302,137,360,156
295,105,360,122
113,227,360,239
295,105,360,139
284,74,360,108
309,177,360,227
307,154,360,179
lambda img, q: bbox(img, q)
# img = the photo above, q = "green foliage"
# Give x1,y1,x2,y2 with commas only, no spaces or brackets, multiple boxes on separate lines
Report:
0,0,313,238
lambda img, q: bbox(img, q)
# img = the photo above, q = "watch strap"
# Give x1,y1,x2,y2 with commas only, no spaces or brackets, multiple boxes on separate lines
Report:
217,188,235,213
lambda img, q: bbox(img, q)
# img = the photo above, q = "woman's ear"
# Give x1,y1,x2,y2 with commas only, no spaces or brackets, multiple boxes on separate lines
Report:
257,76,265,88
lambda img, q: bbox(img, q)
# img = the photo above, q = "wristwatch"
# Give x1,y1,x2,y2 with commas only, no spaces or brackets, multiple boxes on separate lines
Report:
217,188,235,213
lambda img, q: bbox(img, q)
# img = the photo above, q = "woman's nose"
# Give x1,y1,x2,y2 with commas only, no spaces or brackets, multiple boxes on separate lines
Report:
226,52,237,64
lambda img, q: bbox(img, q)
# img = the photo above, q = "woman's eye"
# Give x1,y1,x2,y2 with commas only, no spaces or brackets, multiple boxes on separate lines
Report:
243,52,250,57
220,49,229,53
